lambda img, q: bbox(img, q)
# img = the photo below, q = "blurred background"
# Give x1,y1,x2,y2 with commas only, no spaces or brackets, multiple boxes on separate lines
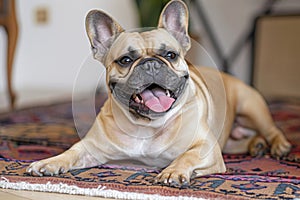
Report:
0,0,299,112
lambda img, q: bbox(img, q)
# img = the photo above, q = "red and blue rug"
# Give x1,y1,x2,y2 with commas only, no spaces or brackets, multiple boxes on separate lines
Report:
0,99,299,199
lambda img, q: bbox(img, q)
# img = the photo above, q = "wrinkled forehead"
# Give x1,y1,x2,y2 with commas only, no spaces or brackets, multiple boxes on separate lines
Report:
107,28,181,60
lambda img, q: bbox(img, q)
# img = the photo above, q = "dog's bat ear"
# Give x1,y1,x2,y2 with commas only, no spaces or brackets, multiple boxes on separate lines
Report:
85,10,124,62
158,0,190,53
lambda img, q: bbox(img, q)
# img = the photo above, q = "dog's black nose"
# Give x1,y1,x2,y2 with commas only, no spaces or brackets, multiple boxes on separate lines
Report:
138,58,164,76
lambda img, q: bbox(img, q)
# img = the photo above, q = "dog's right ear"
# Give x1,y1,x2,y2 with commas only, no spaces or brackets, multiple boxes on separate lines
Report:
85,10,124,62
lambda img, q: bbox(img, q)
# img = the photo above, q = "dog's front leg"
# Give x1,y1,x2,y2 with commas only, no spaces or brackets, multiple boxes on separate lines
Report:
26,141,101,176
27,120,108,176
155,138,226,187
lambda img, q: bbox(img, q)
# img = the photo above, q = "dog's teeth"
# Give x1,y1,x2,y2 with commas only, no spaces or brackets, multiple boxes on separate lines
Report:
134,96,141,103
133,93,144,104
166,90,171,97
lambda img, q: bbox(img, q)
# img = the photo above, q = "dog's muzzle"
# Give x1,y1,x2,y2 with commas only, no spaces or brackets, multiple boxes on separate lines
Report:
109,58,189,118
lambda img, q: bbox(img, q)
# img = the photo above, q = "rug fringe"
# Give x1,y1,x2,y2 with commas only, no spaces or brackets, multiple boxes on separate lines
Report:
0,177,205,200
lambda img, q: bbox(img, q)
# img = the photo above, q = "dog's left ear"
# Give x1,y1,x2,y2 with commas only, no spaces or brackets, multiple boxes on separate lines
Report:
158,0,191,53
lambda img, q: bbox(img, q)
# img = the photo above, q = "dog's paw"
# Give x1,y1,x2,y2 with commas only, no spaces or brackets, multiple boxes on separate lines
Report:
26,157,70,176
270,134,292,159
249,136,268,157
154,168,190,188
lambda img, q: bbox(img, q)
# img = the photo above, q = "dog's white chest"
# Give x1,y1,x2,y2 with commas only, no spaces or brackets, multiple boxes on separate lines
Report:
116,126,166,156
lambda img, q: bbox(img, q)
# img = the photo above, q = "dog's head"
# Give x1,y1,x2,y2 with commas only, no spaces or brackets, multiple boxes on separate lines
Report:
86,0,191,120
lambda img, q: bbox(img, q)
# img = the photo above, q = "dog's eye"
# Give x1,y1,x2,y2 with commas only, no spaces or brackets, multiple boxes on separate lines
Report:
165,51,178,61
117,56,133,67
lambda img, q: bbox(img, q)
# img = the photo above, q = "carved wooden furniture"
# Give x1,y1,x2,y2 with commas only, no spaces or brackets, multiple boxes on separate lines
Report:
0,0,18,109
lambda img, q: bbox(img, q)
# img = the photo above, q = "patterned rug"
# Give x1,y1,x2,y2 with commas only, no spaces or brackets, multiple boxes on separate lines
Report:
0,98,299,199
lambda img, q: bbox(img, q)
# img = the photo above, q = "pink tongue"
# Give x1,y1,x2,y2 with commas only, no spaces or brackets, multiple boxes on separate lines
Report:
140,88,175,112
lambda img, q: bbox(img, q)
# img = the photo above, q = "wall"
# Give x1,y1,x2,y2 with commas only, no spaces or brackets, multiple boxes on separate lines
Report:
0,0,138,109
0,0,299,110
188,0,300,82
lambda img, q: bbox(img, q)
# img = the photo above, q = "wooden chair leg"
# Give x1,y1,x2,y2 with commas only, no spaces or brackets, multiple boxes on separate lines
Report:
6,26,18,109
5,1,18,110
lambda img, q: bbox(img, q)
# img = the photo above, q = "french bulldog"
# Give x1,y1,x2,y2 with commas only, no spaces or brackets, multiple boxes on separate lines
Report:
27,0,291,187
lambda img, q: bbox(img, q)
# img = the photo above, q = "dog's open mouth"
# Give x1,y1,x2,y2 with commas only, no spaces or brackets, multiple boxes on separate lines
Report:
129,84,176,114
